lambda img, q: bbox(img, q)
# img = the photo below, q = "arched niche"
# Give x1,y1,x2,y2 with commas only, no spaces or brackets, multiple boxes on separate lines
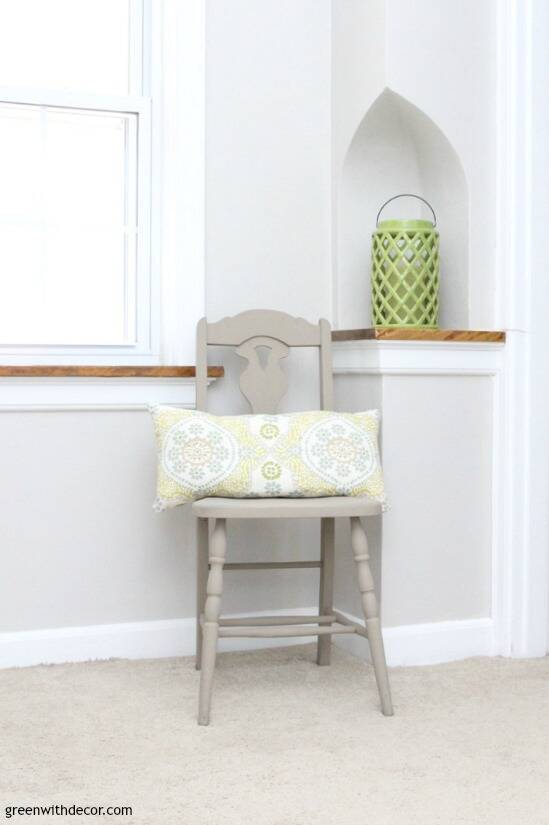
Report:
337,88,469,329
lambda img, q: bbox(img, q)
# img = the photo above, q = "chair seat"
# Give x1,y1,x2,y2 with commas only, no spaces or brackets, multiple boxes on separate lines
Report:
192,496,382,519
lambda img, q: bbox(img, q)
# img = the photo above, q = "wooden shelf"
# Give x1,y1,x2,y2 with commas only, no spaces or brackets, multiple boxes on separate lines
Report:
0,366,224,378
332,328,506,343
0,330,505,378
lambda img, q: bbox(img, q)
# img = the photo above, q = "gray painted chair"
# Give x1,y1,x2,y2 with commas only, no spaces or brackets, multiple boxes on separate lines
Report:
193,309,393,725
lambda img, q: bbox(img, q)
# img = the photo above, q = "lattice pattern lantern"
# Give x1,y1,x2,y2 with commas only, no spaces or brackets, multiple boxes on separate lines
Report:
371,194,439,328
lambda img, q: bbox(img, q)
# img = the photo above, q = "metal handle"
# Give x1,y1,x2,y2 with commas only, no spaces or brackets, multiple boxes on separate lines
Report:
376,194,437,227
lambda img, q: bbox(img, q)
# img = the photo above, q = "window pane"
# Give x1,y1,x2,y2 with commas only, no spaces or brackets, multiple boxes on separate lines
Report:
0,0,131,95
0,103,137,345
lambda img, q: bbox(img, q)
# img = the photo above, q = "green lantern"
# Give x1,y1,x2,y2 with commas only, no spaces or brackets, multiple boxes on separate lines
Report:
371,194,439,328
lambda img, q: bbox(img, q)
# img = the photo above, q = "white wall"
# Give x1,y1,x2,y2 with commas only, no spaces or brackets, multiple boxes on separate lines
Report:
205,0,332,320
203,0,333,624
339,89,469,329
0,410,324,635
332,0,498,330
1,412,190,633
0,1,505,665
333,370,493,627
327,0,498,654
0,0,333,638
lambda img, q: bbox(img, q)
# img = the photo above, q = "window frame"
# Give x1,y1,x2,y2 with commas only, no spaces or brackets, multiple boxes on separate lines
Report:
0,0,206,368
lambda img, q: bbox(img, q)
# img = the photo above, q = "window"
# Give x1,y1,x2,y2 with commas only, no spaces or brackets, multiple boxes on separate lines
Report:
0,0,205,372
0,0,152,359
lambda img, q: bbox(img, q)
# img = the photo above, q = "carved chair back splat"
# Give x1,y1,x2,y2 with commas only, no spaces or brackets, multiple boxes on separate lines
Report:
195,309,334,414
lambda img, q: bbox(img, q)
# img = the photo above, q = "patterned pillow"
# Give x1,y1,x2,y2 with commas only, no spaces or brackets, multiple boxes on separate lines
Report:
150,406,385,511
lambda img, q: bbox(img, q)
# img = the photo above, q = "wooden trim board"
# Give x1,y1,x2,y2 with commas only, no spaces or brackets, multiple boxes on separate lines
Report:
332,328,506,343
0,366,224,378
0,332,505,377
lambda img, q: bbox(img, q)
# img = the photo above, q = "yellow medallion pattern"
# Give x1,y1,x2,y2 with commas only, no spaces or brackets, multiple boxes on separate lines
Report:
151,406,386,511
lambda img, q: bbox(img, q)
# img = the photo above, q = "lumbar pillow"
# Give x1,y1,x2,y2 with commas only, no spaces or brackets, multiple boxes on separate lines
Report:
150,406,385,511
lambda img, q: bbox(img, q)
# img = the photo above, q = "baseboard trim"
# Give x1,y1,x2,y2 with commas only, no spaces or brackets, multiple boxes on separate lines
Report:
0,608,318,669
0,610,495,670
333,611,495,666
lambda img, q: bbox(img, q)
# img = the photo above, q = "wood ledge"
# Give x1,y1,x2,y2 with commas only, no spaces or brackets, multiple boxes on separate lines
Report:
332,328,506,343
0,330,505,377
0,366,224,378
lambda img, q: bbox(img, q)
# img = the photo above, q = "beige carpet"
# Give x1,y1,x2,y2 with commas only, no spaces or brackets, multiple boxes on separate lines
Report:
1,645,549,825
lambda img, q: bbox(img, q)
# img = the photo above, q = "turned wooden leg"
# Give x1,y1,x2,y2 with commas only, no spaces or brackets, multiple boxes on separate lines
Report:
317,518,335,666
195,518,209,670
198,518,226,726
350,516,393,716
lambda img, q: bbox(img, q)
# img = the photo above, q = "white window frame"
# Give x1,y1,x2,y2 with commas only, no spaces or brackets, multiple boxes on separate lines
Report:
0,0,205,367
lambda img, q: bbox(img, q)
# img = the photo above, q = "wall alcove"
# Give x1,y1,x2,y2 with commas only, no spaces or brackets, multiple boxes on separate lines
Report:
337,88,469,330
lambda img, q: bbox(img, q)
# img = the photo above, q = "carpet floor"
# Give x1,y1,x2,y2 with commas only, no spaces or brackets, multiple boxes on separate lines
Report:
1,645,549,825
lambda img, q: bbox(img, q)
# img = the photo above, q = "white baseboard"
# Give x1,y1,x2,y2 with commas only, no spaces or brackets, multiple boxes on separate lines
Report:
333,611,495,666
0,609,495,670
0,608,318,669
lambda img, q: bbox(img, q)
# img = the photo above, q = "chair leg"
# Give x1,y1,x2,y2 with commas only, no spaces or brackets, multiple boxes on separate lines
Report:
195,518,209,670
317,517,335,666
198,518,226,726
350,516,393,716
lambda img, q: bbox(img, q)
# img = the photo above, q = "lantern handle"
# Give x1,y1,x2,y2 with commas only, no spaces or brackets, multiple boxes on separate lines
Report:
376,194,437,227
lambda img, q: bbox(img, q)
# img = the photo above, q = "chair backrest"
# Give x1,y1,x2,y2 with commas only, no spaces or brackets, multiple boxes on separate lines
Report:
195,309,333,413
